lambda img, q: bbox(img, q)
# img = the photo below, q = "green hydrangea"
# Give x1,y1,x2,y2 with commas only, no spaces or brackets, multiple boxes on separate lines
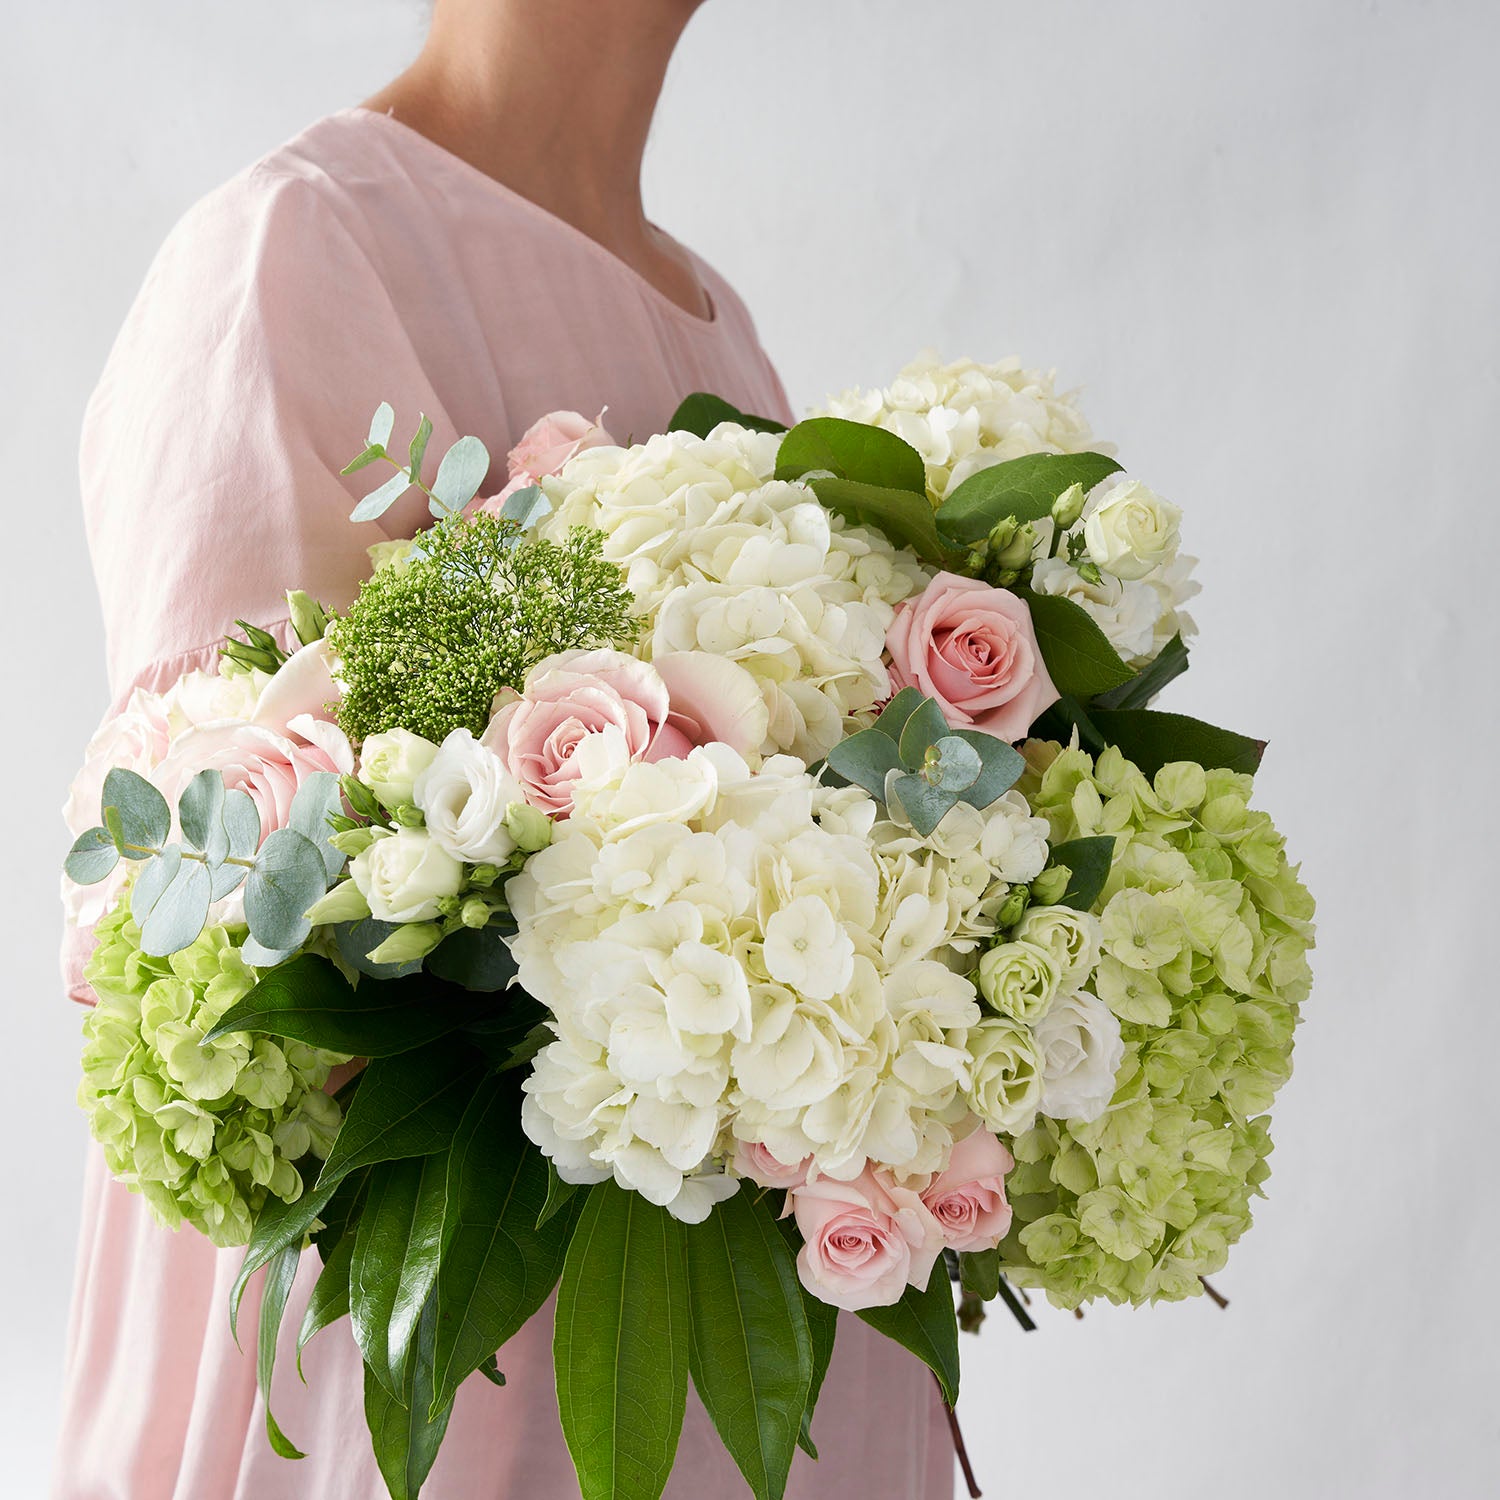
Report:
79,905,347,1247
997,741,1315,1308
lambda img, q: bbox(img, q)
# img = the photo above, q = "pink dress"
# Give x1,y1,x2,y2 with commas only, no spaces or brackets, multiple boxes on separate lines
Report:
55,109,954,1500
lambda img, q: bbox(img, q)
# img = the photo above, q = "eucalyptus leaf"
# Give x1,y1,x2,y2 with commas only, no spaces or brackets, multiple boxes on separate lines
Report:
64,827,119,885
891,772,958,839
933,451,1123,546
807,476,948,564
930,735,982,793
240,935,301,969
948,729,1027,809
775,417,927,496
430,435,490,515
342,443,385,475
824,728,903,801
178,769,225,852
351,468,414,524
872,686,927,743
685,1189,812,1500
246,827,328,952
130,845,183,926
288,771,347,881
494,482,551,532
368,402,396,448
223,788,260,860
101,767,169,857
408,413,434,481
138,858,212,956
555,1183,690,1500
896,696,951,764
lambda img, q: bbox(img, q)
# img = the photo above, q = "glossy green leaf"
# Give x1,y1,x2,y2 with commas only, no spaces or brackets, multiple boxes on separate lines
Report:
1093,632,1189,711
1087,707,1267,777
856,1257,960,1406
231,1174,340,1344
425,925,518,992
246,827,328,951
958,1247,1000,1301
775,417,927,496
335,918,425,980
668,391,788,438
807,476,947,564
101,767,169,856
1019,589,1134,700
774,1216,836,1460
365,1295,454,1500
258,1241,306,1460
297,1233,353,1379
934,450,1122,546
1047,835,1117,911
64,826,119,885
430,1074,581,1416
536,1162,580,1230
353,1152,452,1399
206,955,496,1057
555,1184,690,1500
685,1190,812,1500
315,1037,487,1194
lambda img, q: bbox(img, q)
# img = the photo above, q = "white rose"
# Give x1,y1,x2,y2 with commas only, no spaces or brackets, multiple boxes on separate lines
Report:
1083,478,1182,581
976,940,1063,1023
965,1017,1044,1133
1033,989,1125,1123
1013,905,1103,993
359,728,440,808
1030,557,1162,663
350,826,464,922
414,729,528,863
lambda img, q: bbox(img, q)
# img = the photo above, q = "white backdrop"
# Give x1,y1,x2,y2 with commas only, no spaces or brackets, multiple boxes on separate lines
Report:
5,2,1497,1496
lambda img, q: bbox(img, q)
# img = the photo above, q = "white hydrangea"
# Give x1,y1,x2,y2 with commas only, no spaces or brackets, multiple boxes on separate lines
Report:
509,743,1055,1220
539,426,927,763
819,353,1103,504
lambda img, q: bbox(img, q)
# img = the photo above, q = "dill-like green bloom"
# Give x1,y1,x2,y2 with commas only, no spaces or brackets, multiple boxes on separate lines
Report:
327,515,639,743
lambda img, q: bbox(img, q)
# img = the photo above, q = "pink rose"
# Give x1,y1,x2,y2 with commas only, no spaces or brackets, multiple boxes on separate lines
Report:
252,637,341,736
153,714,354,846
790,1170,944,1312
919,1128,1015,1252
886,570,1058,740
476,409,614,513
482,648,767,816
732,1141,810,1190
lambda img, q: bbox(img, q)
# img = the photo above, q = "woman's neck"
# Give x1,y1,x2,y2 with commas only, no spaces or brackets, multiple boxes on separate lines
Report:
364,0,709,317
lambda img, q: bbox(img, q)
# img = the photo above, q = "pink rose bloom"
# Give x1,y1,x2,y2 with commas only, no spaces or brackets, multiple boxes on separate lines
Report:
791,1170,944,1312
476,409,614,512
919,1127,1015,1252
251,637,341,736
886,570,1058,740
732,1141,810,1191
153,713,354,847
482,648,767,816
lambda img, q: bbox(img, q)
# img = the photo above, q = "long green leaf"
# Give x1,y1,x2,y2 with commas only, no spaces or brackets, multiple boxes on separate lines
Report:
258,1242,306,1460
231,1174,339,1343
775,416,927,495
1088,707,1267,777
668,391,787,438
365,1295,454,1500
206,955,498,1057
297,1233,353,1379
685,1191,813,1500
774,1216,837,1460
1020,589,1135,699
352,1153,452,1399
934,450,1122,545
430,1074,581,1415
555,1184,690,1500
314,1038,486,1192
1093,632,1189,711
857,1258,960,1406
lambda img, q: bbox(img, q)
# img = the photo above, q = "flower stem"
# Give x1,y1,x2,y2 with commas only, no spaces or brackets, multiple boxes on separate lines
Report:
935,1375,983,1499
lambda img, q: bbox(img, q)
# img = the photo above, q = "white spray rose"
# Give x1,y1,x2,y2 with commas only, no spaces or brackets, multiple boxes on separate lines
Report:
359,728,440,808
351,827,464,922
1030,557,1162,663
1083,478,1182,581
965,1017,1044,1133
1033,989,1125,1123
1013,905,1103,993
414,729,529,864
976,940,1063,1023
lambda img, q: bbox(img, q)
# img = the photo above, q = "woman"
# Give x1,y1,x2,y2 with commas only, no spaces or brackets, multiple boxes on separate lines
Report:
53,1,954,1496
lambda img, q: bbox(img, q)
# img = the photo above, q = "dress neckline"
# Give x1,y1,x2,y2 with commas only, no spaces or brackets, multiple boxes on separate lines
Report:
338,106,721,331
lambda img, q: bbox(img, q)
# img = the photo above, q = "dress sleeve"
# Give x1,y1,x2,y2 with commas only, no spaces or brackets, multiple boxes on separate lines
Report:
80,163,456,706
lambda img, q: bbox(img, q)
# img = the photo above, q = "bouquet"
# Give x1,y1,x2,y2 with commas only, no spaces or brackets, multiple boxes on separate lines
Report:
63,355,1315,1500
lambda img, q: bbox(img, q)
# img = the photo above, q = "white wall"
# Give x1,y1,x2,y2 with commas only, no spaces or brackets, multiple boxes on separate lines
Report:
5,2,1496,1496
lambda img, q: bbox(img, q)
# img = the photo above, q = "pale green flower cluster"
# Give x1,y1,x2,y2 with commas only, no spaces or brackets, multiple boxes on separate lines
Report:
79,905,346,1247
997,741,1315,1307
